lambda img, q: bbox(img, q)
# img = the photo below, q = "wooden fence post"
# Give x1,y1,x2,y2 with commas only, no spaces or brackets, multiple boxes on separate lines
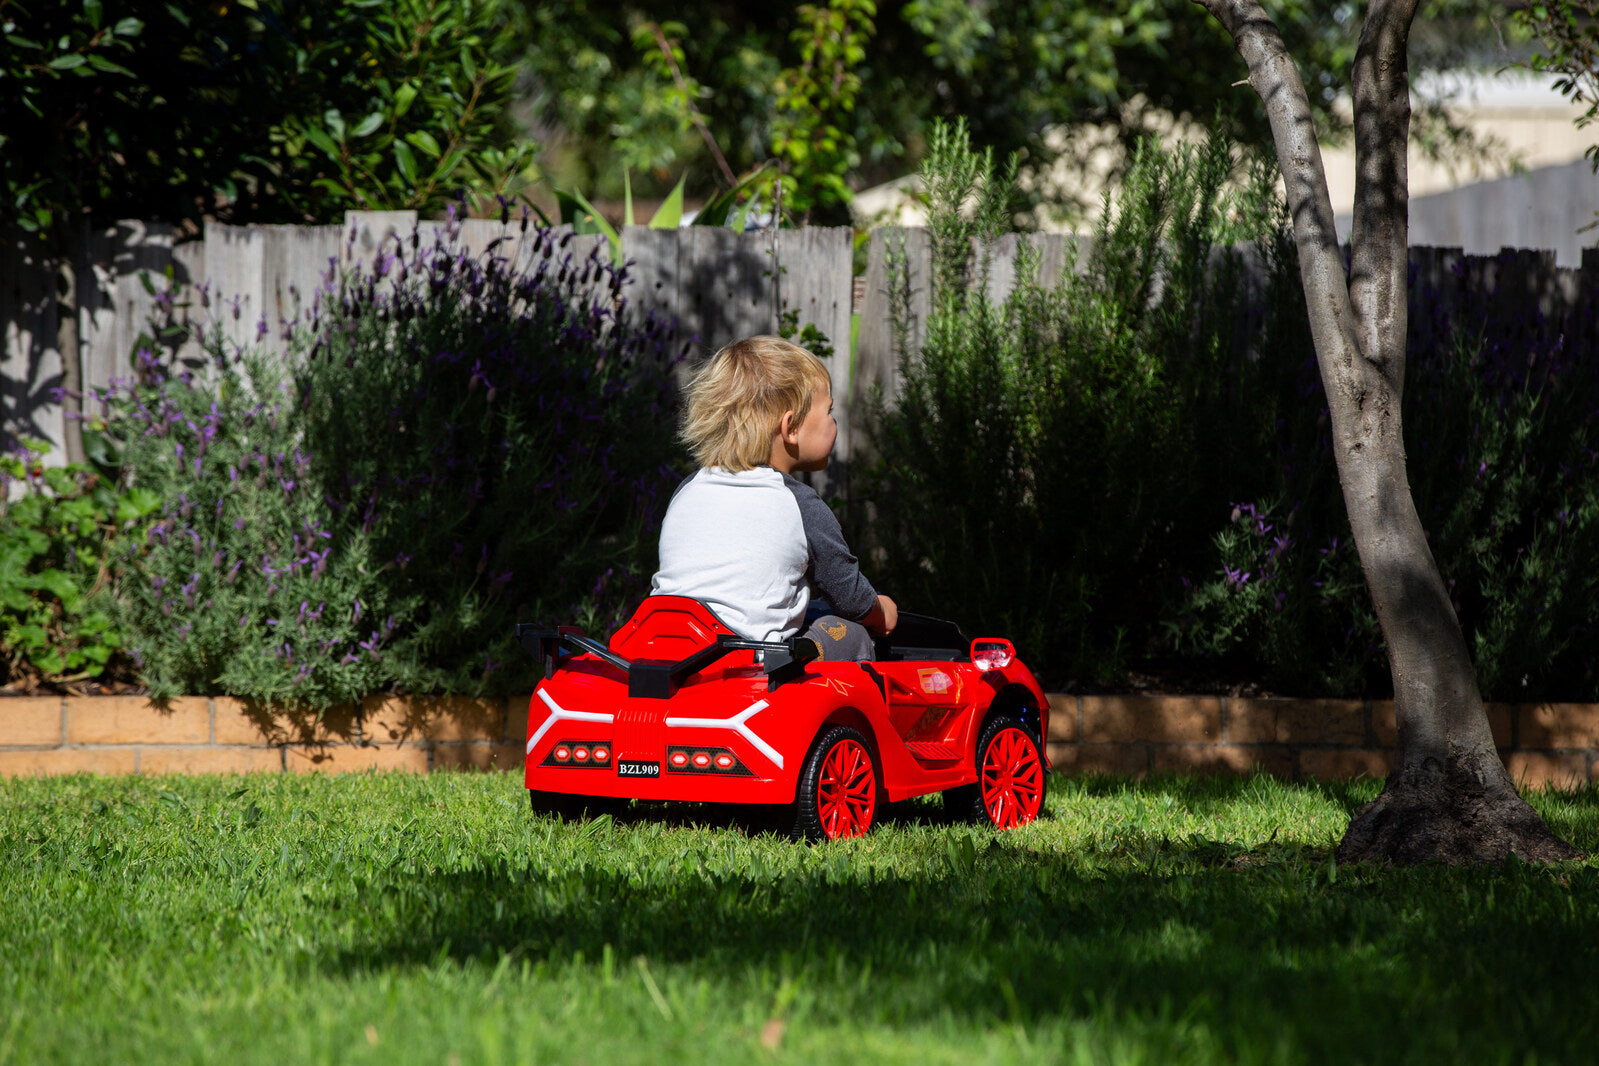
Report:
1,229,65,463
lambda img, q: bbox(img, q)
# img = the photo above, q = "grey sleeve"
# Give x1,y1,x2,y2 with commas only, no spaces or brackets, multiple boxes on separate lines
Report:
782,475,878,621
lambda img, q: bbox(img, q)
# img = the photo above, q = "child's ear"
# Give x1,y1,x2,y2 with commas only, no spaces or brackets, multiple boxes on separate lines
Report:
778,410,799,443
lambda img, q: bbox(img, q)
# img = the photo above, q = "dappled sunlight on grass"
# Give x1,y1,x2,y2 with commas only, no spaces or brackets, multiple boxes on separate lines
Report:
2,771,1596,1065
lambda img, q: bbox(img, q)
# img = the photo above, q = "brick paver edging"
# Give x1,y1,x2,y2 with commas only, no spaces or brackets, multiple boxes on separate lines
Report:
2,693,1596,787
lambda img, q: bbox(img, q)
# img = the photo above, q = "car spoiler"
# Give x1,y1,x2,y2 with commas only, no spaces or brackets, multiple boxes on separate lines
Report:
514,623,820,697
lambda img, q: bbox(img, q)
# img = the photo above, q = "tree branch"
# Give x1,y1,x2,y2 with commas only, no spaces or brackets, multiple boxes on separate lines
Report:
648,23,738,188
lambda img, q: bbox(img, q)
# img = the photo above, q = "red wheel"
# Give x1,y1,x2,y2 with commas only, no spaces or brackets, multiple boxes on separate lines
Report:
979,722,1044,828
945,716,1045,829
792,726,879,840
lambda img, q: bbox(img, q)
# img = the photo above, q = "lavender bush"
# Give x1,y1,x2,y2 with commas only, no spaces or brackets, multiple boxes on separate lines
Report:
294,215,682,696
104,349,403,706
106,215,683,707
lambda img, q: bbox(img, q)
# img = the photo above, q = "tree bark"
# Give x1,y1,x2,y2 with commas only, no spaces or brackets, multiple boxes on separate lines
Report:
1192,0,1580,863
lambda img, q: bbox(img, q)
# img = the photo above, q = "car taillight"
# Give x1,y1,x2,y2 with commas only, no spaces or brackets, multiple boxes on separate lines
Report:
542,739,610,768
666,746,751,776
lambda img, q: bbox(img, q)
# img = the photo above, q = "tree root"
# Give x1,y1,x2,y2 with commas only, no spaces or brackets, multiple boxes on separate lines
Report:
1337,750,1585,865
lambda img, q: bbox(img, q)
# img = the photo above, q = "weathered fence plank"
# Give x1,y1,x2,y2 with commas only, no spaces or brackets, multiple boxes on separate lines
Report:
620,225,680,342
342,211,418,271
203,223,266,355
774,226,854,453
168,236,208,369
677,226,772,360
854,227,931,437
81,221,175,391
981,232,1080,305
260,224,342,346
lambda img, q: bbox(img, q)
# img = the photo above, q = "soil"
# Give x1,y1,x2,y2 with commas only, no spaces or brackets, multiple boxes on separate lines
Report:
1,677,148,697
1337,748,1587,865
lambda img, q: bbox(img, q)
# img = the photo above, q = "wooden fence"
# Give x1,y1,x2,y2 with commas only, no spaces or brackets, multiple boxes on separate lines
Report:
5,213,1598,471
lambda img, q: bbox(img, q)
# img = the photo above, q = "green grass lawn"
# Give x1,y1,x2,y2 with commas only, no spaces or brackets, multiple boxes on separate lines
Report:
2,771,1597,1066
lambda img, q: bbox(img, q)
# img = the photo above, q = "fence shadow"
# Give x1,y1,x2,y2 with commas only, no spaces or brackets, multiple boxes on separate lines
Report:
2,222,199,457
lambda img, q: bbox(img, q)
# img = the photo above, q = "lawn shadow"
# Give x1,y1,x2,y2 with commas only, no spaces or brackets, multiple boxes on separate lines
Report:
559,789,1009,837
328,776,1599,1066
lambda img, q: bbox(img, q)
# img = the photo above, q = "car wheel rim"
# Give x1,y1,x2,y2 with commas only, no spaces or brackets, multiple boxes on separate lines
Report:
817,739,876,839
981,728,1043,829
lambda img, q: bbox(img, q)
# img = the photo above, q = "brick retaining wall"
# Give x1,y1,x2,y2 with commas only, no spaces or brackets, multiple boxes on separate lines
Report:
1048,695,1597,789
2,693,1596,787
0,695,527,777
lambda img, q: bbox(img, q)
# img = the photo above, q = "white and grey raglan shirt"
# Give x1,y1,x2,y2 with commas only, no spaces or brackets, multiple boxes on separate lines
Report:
650,466,878,641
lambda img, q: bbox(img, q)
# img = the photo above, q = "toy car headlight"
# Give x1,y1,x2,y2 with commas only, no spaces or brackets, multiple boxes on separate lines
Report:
971,639,1015,671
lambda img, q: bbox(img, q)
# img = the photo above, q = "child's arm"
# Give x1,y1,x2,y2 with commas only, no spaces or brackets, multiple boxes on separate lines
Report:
784,476,887,631
859,594,898,636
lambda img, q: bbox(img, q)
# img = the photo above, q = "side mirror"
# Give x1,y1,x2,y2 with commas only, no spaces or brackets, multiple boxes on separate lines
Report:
970,638,1015,671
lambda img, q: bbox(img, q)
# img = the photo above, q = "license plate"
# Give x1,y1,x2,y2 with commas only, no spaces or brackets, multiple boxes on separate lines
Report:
616,760,660,778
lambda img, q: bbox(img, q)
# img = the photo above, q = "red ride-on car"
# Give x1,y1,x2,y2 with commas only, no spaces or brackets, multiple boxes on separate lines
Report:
517,596,1050,840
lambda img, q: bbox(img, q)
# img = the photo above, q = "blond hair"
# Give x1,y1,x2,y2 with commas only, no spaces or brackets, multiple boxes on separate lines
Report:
680,336,831,471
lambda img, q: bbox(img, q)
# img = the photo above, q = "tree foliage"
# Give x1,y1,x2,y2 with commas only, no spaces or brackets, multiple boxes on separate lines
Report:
770,0,876,222
514,0,1520,214
1517,2,1598,173
0,0,533,233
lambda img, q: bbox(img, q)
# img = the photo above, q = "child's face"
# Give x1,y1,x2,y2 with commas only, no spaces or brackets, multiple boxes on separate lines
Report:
787,382,837,472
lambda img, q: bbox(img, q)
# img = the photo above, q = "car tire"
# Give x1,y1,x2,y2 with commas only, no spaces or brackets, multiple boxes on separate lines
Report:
945,716,1046,829
791,725,879,841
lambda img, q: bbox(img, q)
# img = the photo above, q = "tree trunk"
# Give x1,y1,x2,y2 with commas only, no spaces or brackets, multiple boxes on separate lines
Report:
1193,0,1581,863
53,221,86,466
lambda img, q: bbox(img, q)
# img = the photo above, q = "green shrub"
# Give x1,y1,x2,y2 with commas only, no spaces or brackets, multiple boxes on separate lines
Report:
106,214,683,707
865,119,1599,701
0,439,154,687
1175,313,1599,701
859,121,1282,682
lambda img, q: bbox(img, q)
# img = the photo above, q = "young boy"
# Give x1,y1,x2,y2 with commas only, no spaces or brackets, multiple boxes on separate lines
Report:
650,336,897,659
